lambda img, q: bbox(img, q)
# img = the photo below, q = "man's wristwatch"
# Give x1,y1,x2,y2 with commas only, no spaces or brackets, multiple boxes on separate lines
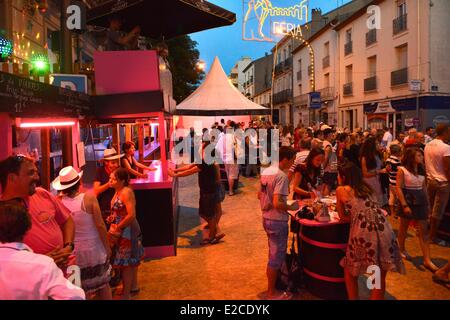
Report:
64,242,75,251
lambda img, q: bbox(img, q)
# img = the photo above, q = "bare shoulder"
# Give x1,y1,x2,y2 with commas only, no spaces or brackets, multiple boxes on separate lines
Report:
122,187,135,200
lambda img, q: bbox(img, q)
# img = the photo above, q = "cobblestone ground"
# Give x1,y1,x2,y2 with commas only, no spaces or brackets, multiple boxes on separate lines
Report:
135,174,450,300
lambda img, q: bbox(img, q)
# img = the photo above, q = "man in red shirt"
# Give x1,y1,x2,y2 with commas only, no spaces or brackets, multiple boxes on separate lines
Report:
0,155,75,268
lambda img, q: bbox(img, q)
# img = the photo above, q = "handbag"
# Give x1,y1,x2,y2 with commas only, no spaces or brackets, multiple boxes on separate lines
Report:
276,232,305,292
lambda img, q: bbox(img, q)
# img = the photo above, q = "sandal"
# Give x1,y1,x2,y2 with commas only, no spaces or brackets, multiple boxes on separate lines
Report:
200,238,211,245
268,291,293,300
209,233,226,245
400,251,412,260
130,288,140,296
432,274,450,285
423,263,439,274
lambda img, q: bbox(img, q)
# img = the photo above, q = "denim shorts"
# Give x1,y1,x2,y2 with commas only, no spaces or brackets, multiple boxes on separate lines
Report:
263,218,288,269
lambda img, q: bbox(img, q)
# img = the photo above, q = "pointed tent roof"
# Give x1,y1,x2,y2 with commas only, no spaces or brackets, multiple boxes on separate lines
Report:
175,57,271,116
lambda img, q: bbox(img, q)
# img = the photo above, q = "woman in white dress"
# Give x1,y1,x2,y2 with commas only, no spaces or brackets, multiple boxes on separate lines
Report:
53,166,112,300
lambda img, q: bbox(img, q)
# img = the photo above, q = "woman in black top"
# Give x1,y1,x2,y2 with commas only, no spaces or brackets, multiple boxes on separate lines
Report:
292,148,325,200
168,141,225,245
121,141,156,179
343,133,361,167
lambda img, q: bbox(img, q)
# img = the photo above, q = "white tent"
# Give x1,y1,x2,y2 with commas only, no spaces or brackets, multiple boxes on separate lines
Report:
175,56,270,130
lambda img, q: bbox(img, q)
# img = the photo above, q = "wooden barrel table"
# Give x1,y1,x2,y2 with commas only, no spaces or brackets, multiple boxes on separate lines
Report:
297,218,350,300
437,199,450,242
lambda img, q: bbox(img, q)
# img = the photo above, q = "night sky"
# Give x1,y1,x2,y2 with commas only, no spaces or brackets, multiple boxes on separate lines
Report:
191,0,351,74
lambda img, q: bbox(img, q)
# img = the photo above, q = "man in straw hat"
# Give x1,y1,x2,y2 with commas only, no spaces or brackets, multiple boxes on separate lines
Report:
0,155,75,269
93,148,124,223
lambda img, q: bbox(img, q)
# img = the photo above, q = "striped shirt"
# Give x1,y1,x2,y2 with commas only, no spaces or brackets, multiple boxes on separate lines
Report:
386,155,401,185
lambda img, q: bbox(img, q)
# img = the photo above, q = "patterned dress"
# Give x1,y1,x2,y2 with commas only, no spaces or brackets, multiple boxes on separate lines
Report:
110,193,144,267
340,194,406,277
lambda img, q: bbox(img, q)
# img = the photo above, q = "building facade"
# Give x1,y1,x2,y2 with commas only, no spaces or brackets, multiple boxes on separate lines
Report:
228,56,252,94
335,0,450,132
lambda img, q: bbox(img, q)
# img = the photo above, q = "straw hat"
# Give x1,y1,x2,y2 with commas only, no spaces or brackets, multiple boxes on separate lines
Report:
52,166,83,191
102,148,124,161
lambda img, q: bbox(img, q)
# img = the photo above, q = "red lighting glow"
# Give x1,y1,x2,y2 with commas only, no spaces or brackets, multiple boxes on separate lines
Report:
19,121,76,128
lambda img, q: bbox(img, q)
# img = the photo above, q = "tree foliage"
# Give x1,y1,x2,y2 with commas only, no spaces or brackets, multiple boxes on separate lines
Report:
165,35,204,103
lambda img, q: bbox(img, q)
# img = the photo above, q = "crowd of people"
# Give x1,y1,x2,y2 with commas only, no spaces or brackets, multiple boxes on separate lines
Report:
1,117,449,300
258,122,450,300
0,143,149,300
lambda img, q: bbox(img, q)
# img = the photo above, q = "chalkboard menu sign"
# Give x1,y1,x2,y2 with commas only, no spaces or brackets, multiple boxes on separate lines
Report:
0,71,92,118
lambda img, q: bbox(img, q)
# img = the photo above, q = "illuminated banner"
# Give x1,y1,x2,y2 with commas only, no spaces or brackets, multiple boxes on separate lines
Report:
243,0,309,42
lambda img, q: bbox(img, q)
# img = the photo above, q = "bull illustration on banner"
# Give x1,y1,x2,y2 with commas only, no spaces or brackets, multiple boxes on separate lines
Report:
242,0,309,42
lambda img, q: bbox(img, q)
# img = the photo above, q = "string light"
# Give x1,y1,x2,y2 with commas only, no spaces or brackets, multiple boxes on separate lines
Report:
0,36,13,60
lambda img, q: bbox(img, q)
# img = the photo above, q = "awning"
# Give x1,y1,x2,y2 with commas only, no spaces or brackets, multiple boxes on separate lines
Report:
175,57,271,116
87,0,236,39
0,71,91,118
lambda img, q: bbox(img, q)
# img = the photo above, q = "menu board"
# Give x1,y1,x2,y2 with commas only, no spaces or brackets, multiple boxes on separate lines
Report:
0,71,91,118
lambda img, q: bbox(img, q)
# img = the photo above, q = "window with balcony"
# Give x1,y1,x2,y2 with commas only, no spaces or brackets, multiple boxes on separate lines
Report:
345,29,353,56
365,56,377,92
366,29,377,46
394,1,407,34
392,44,408,86
308,65,313,77
344,65,353,96
323,42,330,68
324,73,330,89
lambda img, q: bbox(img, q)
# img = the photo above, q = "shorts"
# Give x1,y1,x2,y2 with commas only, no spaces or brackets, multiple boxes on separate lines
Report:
199,192,219,220
388,185,397,206
427,179,450,220
224,163,239,180
263,218,288,269
322,172,338,190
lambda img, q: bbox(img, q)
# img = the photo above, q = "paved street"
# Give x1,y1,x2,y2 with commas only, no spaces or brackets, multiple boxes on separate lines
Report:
136,174,450,300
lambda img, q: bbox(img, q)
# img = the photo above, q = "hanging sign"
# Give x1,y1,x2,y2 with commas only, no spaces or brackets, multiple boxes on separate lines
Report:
242,0,309,42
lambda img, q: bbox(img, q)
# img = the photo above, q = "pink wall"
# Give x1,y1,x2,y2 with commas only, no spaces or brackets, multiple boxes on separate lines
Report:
0,113,13,161
94,50,160,95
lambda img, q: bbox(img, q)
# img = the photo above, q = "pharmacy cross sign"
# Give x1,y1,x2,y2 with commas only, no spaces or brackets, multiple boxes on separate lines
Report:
242,0,309,42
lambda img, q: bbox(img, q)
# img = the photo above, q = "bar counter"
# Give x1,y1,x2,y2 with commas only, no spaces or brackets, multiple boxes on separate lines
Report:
130,162,178,259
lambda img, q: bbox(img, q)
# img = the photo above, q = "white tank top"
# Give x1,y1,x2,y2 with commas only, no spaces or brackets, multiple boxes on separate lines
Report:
399,166,424,190
61,193,99,241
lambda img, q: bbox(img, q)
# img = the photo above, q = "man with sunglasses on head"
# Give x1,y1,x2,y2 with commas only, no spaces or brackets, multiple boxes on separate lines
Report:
0,155,75,269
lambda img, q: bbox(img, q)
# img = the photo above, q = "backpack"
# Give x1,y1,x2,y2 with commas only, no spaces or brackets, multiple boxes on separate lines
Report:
276,232,305,292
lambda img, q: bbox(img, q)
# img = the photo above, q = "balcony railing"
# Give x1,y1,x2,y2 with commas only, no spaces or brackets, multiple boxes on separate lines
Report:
343,82,353,96
275,63,284,75
284,57,292,69
273,89,293,105
393,14,407,35
344,41,353,56
364,75,377,92
294,93,309,106
319,86,335,101
296,71,302,81
322,55,330,69
391,68,408,86
366,29,377,46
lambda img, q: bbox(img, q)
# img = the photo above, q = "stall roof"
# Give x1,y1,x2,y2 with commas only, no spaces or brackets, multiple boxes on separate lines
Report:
87,0,236,39
176,57,271,116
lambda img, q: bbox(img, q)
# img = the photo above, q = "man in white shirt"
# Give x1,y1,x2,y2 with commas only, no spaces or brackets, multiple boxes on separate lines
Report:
382,127,393,149
424,124,450,245
424,127,434,144
0,203,85,300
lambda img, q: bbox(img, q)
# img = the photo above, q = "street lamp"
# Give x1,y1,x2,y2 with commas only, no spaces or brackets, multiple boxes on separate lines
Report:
196,60,206,71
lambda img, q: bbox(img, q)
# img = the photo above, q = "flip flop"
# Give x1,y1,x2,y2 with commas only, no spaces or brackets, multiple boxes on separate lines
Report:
200,238,211,245
423,263,439,274
209,233,226,245
432,274,450,285
268,291,293,300
130,288,140,296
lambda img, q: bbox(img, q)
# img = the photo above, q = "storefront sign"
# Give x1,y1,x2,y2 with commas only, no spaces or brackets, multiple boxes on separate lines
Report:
433,115,450,126
374,101,396,114
0,71,91,117
309,92,321,109
51,74,87,94
409,79,422,92
242,0,308,42
404,118,414,127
